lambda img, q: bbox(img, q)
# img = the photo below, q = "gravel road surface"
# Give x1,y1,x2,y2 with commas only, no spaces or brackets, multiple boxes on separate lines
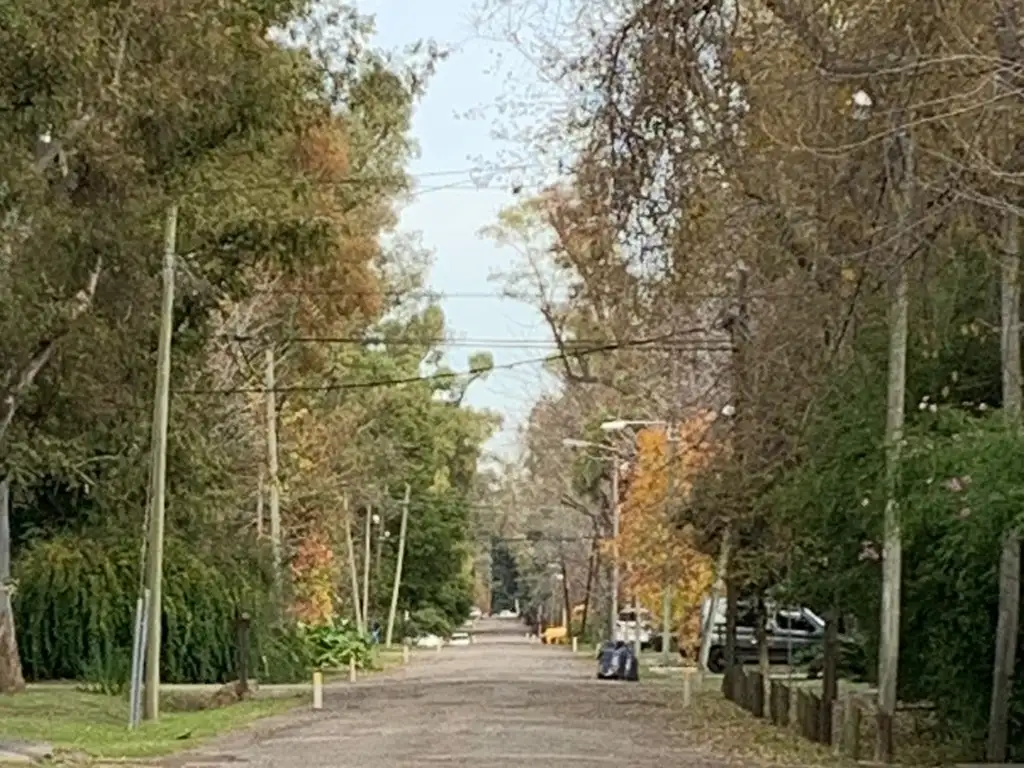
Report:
162,618,733,768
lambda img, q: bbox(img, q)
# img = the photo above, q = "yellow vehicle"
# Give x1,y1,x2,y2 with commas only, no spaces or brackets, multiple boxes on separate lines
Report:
542,625,568,645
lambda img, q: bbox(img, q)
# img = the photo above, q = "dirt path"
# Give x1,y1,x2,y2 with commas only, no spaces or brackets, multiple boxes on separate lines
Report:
160,619,736,768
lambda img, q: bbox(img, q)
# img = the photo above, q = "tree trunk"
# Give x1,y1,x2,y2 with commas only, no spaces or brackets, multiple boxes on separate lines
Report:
0,479,25,693
0,256,103,449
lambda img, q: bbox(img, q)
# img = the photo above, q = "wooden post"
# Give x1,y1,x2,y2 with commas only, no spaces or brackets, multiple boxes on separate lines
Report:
749,671,765,718
402,644,410,665
841,696,862,759
312,670,323,710
342,495,363,633
235,611,251,694
143,203,177,721
384,485,411,647
821,606,839,744
348,656,356,682
683,668,693,707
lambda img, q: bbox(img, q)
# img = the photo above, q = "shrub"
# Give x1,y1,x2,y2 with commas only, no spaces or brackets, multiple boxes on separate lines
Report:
298,618,371,670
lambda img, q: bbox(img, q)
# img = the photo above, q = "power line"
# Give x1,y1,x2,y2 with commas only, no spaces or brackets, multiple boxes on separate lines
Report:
247,288,806,300
178,337,735,396
183,163,541,197
224,333,731,348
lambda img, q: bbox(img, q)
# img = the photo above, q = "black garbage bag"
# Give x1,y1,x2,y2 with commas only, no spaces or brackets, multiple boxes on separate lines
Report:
596,641,622,679
619,644,640,681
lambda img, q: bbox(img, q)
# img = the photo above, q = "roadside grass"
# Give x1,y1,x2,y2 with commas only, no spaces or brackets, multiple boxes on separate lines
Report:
1,646,415,761
0,688,303,760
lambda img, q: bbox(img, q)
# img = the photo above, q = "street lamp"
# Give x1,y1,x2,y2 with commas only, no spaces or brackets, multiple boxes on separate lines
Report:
601,417,679,665
600,419,666,432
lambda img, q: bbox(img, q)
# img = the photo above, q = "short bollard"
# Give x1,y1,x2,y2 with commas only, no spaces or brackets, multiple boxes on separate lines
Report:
402,644,410,665
571,637,578,653
683,669,693,707
348,657,356,682
312,670,323,710
436,641,442,653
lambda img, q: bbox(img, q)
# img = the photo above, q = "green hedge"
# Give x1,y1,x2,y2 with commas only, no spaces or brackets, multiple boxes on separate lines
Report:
13,533,307,686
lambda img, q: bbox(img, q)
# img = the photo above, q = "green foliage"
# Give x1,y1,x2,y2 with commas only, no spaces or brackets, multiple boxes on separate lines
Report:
297,618,371,671
404,605,454,639
796,635,871,683
12,533,294,685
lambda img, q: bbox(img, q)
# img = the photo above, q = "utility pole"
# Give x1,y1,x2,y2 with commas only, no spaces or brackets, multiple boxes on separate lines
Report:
264,349,281,577
988,157,1022,761
662,423,678,666
362,504,372,629
343,494,363,633
385,484,411,647
876,127,912,763
143,203,177,721
609,462,620,641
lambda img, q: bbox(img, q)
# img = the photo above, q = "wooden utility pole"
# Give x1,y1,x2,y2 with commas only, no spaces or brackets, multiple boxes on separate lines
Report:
143,203,177,721
362,504,372,629
385,484,411,647
987,206,1022,762
876,128,912,763
264,349,281,576
0,478,25,692
342,495,363,633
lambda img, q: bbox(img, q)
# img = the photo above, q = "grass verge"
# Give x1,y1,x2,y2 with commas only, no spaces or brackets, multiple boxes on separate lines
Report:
0,688,303,760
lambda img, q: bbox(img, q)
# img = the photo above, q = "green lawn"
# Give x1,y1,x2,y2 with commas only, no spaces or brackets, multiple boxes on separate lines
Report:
0,688,302,760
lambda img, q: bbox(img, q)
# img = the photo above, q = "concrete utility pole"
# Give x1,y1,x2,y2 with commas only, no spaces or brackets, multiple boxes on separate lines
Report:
609,464,620,641
362,504,372,629
988,169,1022,761
343,495,363,633
264,349,281,577
385,485,411,647
662,423,678,666
876,127,912,763
143,203,177,721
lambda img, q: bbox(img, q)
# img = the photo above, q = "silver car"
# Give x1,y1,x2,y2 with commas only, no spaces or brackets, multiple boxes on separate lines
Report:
703,601,825,673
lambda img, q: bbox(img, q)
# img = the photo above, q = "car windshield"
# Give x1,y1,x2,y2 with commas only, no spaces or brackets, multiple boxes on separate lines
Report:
618,610,649,623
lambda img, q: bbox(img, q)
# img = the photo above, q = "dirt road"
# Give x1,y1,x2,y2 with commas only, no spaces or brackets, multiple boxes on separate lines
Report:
163,618,734,768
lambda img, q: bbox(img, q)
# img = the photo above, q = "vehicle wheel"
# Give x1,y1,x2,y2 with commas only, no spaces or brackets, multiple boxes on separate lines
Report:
707,647,725,674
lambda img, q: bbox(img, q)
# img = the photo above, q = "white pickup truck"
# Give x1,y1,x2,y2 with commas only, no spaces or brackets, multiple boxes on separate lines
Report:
614,608,654,648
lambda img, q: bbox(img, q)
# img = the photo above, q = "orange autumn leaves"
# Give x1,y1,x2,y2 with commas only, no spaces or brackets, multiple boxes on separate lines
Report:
614,411,718,654
291,528,336,625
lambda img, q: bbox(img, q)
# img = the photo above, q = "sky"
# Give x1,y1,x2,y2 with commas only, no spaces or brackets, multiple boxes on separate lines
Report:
358,0,559,458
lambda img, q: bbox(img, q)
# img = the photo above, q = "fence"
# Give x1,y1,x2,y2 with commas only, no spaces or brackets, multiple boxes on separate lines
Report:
723,667,865,759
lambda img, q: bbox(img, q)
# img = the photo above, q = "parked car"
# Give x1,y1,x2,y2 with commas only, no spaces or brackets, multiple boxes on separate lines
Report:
700,598,826,673
614,608,654,649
